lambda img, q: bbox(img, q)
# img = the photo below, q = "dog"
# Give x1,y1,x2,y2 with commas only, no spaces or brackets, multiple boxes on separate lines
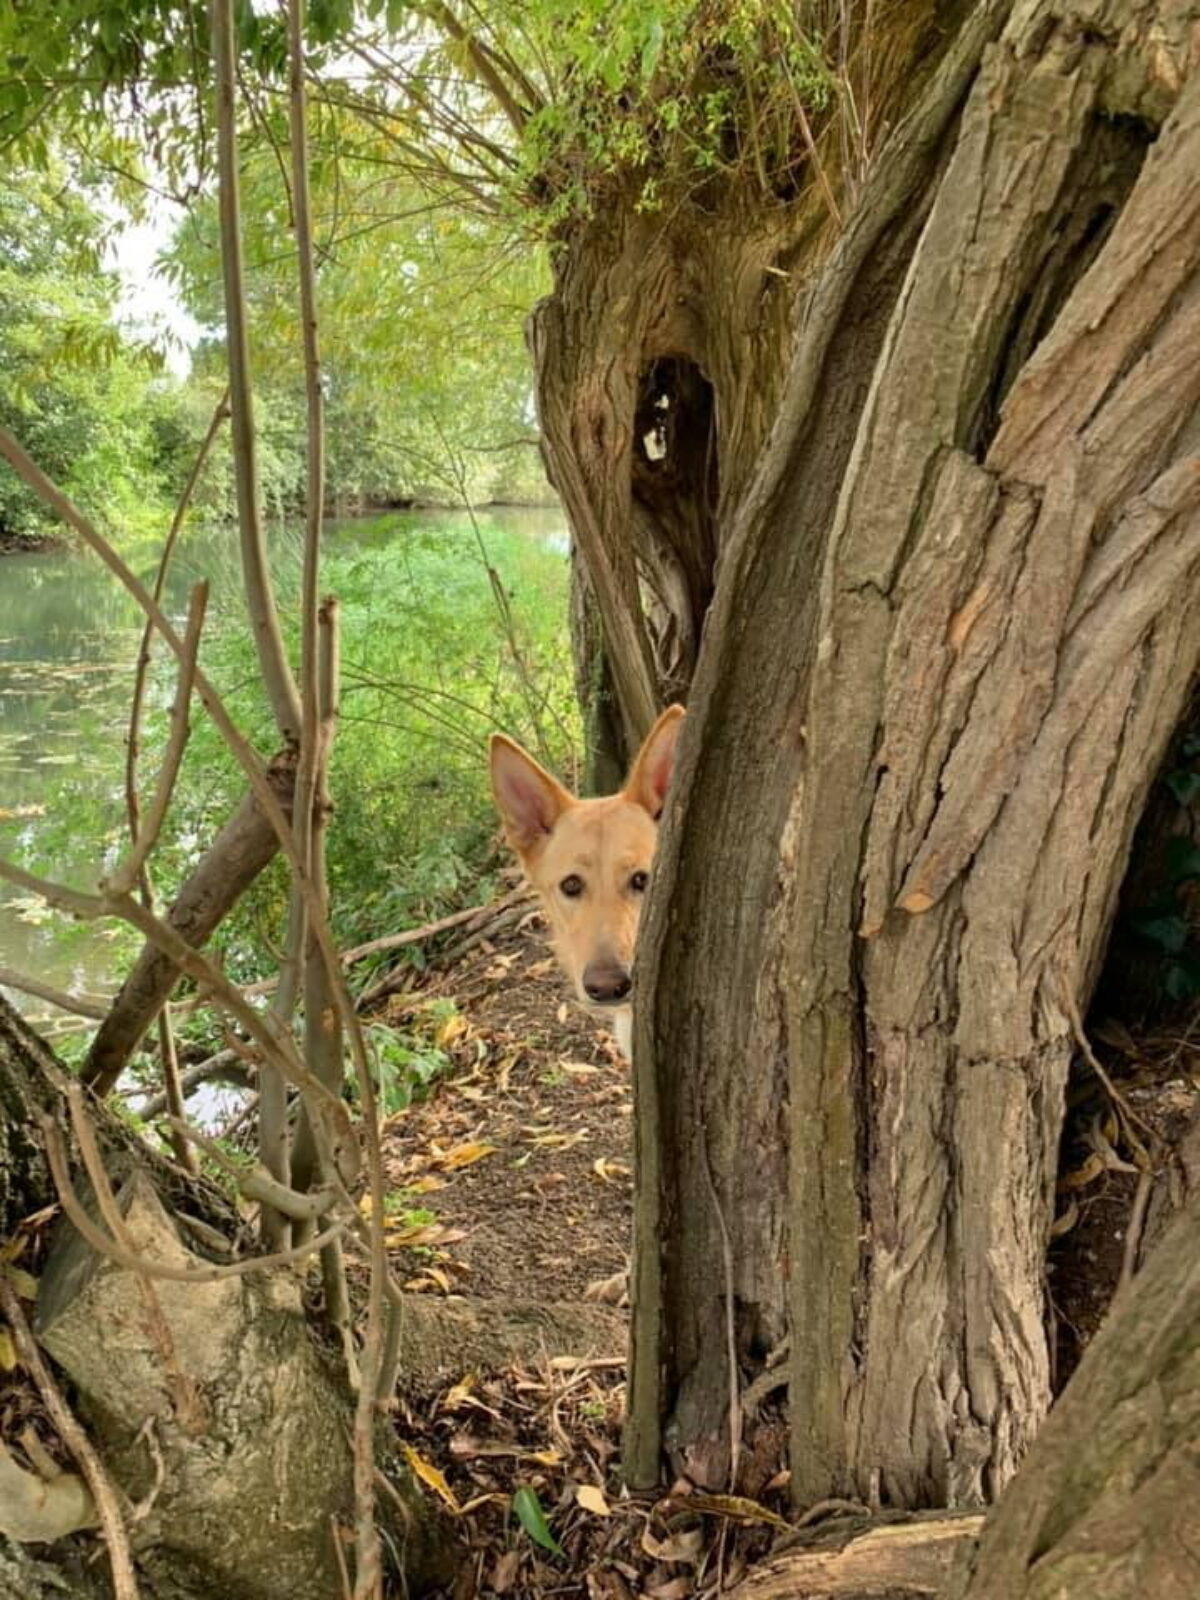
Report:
488,705,685,1056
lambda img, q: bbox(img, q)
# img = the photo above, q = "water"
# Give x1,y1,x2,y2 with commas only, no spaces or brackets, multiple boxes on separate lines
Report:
0,505,567,1029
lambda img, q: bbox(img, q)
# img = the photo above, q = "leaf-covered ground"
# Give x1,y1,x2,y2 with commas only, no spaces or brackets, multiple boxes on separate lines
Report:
363,903,1200,1596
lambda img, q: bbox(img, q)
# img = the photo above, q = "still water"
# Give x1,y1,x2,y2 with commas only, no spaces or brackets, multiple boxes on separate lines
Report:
0,507,566,1028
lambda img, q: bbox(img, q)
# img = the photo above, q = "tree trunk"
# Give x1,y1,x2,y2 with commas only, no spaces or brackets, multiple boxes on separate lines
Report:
956,1184,1200,1600
627,0,1200,1512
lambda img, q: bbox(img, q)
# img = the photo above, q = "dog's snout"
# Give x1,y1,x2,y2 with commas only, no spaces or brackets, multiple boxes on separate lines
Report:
582,961,632,1004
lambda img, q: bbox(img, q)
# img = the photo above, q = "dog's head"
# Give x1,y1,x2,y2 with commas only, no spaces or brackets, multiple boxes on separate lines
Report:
488,706,685,1017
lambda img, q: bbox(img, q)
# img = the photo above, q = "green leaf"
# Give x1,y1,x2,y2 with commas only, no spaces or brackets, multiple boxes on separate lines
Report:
1166,958,1200,1001
512,1486,562,1556
1166,770,1200,806
1165,835,1200,882
1132,912,1189,955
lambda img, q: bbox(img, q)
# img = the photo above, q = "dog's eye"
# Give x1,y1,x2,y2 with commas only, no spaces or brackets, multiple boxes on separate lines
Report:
560,874,584,898
629,871,649,893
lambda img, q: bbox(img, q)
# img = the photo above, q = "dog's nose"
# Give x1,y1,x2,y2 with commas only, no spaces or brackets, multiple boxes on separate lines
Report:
582,962,632,1004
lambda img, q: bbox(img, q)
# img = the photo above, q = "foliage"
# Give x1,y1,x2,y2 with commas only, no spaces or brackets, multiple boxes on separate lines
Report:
152,508,576,982
162,111,551,512
0,163,192,542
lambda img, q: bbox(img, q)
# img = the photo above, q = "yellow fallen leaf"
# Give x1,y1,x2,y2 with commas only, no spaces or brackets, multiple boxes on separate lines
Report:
528,1130,587,1150
592,1157,631,1183
436,1141,498,1171
403,1266,452,1295
406,1175,447,1195
441,1377,476,1411
677,1491,791,1530
400,1442,461,1513
1058,1152,1105,1191
1049,1199,1079,1238
0,1327,18,1371
575,1483,610,1517
437,1014,469,1047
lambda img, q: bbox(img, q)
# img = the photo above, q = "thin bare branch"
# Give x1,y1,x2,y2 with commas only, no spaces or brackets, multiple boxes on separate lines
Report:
213,0,303,745
106,581,209,898
166,1117,339,1221
0,967,109,1021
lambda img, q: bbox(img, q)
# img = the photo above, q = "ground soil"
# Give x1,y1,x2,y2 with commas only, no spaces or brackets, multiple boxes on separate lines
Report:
375,906,633,1305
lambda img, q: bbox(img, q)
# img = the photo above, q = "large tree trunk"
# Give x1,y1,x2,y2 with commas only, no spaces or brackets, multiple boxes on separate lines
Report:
620,0,1200,1510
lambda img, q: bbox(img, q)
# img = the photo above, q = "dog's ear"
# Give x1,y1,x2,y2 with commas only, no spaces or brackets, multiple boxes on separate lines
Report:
624,704,685,819
489,734,574,855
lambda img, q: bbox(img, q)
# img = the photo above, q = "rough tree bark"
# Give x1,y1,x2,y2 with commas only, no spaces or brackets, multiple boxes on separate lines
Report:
604,0,1200,1512
956,1181,1200,1599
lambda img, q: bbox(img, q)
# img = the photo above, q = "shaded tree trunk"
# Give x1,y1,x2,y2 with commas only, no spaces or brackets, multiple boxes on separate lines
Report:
957,1182,1200,1599
599,0,1200,1511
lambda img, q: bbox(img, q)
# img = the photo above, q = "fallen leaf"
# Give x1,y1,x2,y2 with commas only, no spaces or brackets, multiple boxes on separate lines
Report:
513,1485,562,1556
1058,1153,1106,1191
592,1157,631,1183
436,1141,498,1170
491,1549,522,1593
384,1222,466,1248
0,1327,18,1371
646,1580,692,1600
406,1175,447,1195
403,1267,452,1294
1049,1199,1079,1238
560,1060,601,1077
450,1434,562,1466
399,1442,461,1513
527,1130,587,1150
675,1491,791,1530
575,1483,611,1517
437,1014,470,1047
641,1526,703,1565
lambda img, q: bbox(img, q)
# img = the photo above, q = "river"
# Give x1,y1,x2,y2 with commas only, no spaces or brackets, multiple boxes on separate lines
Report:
0,506,568,1032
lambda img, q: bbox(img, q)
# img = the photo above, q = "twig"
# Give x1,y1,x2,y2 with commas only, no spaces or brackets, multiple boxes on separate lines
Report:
339,890,526,966
0,1273,139,1600
1119,1168,1154,1292
165,1116,339,1221
1061,982,1156,1164
129,1048,251,1118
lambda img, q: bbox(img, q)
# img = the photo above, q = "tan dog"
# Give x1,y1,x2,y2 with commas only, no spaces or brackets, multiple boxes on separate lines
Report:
488,706,685,1055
